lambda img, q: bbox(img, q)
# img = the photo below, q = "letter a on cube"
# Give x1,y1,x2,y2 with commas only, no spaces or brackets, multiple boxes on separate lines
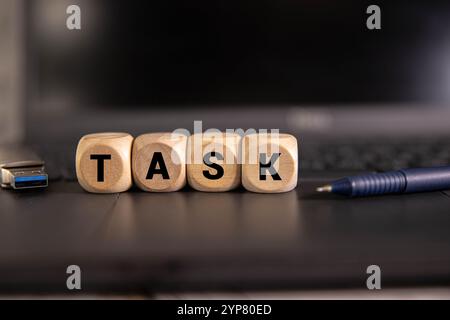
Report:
132,132,188,192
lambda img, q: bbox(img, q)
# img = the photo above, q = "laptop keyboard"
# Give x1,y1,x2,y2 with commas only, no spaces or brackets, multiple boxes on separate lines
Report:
33,139,450,181
301,140,450,171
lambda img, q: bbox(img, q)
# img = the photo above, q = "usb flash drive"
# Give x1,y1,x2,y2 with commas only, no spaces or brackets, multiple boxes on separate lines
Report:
0,146,48,190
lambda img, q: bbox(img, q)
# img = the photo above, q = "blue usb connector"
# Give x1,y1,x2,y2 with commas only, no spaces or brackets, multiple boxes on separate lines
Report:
0,146,48,190
13,174,48,189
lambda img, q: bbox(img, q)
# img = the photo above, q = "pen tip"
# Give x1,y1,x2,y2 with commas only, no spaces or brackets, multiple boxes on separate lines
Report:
316,185,332,193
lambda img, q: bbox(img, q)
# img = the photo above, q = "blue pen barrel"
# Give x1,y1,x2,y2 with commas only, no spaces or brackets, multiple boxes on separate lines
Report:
401,166,450,193
334,166,450,197
346,171,407,197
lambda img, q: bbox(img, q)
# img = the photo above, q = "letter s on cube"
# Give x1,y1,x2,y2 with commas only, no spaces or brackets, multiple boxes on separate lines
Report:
76,132,133,193
187,132,241,192
242,133,298,193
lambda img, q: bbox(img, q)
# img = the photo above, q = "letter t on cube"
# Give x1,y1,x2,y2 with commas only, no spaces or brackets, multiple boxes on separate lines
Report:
76,132,134,193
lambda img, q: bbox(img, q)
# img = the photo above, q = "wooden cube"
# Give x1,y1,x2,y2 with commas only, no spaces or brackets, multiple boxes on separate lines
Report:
132,132,188,192
76,132,133,193
187,132,241,192
242,133,298,193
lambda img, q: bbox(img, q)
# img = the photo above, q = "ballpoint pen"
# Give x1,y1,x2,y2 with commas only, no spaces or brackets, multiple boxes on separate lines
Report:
316,166,450,197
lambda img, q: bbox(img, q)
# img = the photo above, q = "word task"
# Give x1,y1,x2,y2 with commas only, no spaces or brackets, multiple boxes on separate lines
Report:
75,132,298,193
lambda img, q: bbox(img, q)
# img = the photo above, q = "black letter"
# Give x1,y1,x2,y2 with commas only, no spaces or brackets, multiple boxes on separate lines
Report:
146,152,170,179
259,153,282,180
203,152,224,180
90,154,111,182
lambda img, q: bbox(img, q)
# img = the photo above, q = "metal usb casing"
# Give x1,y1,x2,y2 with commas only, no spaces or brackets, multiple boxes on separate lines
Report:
0,146,48,190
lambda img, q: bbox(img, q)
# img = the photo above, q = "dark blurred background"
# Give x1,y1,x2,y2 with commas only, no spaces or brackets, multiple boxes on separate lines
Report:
27,0,450,107
3,0,450,144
